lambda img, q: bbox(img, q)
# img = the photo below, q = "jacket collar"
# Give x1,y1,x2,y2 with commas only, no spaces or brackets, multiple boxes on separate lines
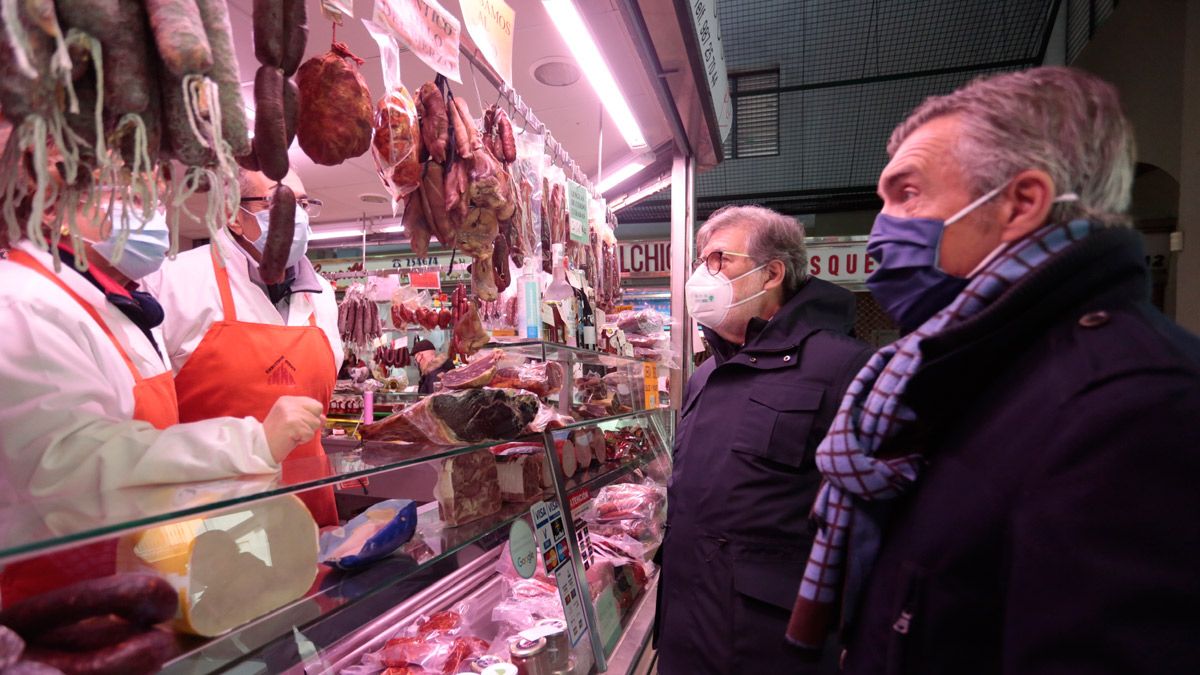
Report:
906,225,1150,419
706,277,858,366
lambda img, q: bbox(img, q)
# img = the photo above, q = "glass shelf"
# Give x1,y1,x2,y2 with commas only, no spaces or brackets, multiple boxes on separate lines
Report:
162,499,534,674
488,340,649,369
0,410,661,564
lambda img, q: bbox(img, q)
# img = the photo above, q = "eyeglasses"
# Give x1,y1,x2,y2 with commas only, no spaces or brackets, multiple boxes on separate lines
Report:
240,195,323,218
691,250,754,275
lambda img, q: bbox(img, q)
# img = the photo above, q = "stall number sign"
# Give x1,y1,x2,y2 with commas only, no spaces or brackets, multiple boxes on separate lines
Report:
567,180,589,243
530,499,570,574
807,241,876,285
461,0,515,85
374,0,462,82
689,0,732,143
620,240,670,279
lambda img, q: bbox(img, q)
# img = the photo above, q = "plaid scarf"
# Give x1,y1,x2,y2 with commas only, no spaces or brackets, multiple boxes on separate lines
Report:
786,219,1096,649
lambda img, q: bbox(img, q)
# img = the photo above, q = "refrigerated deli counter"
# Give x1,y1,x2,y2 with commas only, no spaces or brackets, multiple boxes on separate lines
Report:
0,342,670,675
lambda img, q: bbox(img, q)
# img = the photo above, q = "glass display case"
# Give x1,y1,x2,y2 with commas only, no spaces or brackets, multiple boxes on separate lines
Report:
0,343,672,675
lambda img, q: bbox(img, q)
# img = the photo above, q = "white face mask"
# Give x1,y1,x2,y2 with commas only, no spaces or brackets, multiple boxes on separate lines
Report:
242,206,311,270
685,263,767,329
91,202,171,280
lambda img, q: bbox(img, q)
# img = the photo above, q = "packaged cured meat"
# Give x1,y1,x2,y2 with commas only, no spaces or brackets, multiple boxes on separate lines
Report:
592,482,665,521
363,22,421,206
295,41,373,165
434,449,502,527
489,361,564,397
372,87,422,202
495,454,544,503
318,499,417,571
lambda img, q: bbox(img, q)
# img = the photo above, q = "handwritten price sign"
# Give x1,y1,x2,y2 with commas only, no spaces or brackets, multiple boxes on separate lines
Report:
374,0,462,82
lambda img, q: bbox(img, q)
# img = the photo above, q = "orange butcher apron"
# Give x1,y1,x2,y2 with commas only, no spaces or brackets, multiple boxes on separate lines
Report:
1,249,179,607
172,252,338,526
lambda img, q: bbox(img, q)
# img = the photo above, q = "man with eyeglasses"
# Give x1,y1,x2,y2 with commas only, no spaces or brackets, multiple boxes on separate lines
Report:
142,168,344,526
655,205,871,674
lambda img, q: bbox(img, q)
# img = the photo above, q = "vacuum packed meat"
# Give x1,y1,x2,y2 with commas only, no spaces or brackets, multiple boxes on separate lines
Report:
434,449,502,527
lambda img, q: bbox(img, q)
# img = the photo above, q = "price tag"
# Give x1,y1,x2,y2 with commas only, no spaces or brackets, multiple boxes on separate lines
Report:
568,180,589,243
643,361,659,408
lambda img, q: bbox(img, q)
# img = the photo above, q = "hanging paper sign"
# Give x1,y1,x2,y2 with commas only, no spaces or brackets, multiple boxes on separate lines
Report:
567,180,589,243
373,0,462,82
408,270,441,289
460,0,515,85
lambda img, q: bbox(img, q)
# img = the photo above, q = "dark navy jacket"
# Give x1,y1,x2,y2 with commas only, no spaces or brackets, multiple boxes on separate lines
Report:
841,226,1200,674
656,277,871,675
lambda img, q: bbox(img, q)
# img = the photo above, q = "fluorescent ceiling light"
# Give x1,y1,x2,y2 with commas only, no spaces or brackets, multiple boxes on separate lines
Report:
309,227,367,241
542,0,647,149
597,153,654,193
379,225,406,234
611,174,671,212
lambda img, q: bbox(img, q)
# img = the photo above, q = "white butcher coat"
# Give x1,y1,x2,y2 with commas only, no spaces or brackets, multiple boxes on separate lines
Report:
141,229,343,377
0,242,278,506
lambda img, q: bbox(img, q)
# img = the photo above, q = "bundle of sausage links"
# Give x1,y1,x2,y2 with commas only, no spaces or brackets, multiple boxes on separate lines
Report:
0,0,301,272
0,574,179,674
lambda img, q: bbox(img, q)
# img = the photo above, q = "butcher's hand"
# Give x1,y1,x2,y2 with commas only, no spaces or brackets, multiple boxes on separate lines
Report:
263,396,326,462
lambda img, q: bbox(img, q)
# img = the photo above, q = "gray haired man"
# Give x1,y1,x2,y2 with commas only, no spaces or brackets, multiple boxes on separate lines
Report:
655,205,871,674
787,66,1200,673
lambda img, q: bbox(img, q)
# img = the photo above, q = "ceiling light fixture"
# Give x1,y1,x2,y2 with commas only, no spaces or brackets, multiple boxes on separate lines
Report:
541,0,647,150
610,174,671,212
309,228,368,242
597,152,655,193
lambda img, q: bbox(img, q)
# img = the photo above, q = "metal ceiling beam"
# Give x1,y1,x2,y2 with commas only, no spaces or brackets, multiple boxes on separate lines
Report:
615,0,693,158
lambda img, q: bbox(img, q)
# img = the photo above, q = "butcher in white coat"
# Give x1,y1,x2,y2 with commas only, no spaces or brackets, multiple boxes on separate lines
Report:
142,169,344,526
0,202,323,506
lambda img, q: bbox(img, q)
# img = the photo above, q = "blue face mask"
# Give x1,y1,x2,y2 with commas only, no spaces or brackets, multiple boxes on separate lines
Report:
93,203,171,280
245,205,311,270
866,182,1079,332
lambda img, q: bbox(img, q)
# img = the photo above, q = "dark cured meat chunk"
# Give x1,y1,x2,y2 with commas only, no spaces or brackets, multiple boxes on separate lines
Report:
296,43,373,165
360,389,539,445
429,389,538,443
440,350,502,390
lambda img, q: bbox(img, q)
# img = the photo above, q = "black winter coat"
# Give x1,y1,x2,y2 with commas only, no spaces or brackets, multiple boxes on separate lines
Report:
656,278,871,675
841,226,1200,674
